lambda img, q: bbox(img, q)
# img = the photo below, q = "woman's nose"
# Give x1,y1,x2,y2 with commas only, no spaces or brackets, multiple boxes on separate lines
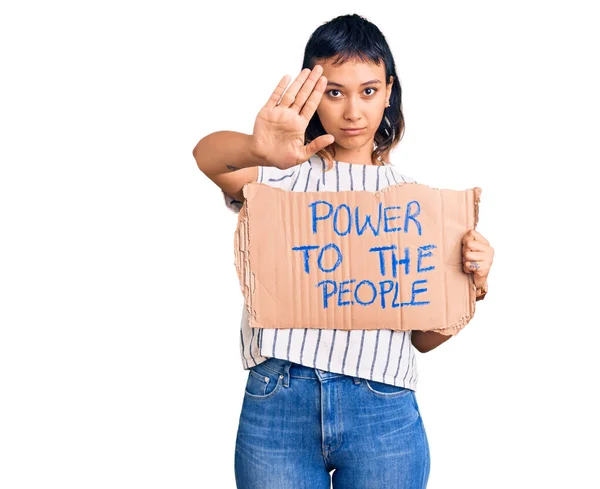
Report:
343,97,362,120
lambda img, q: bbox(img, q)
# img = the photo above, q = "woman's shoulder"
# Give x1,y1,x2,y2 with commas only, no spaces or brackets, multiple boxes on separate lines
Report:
221,161,308,214
259,159,312,189
385,163,418,185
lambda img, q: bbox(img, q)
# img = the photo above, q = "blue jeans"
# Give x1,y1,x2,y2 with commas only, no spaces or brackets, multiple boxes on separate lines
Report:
235,357,430,489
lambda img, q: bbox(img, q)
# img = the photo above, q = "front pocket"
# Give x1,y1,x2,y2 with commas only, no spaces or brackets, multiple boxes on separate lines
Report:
244,368,283,399
364,379,412,398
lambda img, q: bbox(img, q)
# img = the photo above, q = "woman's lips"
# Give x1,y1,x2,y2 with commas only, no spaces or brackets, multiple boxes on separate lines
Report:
341,128,366,136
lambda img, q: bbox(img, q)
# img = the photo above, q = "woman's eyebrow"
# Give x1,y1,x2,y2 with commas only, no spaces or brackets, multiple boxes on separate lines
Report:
326,79,382,88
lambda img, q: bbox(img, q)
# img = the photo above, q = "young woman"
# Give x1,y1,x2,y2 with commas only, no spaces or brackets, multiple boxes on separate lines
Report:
193,13,494,489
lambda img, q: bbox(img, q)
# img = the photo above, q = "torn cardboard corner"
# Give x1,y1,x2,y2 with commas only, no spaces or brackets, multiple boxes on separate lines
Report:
234,182,482,336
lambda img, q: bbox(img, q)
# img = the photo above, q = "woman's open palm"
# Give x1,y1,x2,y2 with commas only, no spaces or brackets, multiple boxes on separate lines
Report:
251,65,335,170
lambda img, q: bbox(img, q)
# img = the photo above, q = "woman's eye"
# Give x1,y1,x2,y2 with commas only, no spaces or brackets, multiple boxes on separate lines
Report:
327,88,378,98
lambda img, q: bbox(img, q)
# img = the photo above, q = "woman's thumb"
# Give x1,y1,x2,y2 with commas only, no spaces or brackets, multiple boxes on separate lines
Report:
306,134,335,157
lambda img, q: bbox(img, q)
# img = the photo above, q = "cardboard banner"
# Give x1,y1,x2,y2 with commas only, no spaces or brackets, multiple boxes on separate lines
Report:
234,182,482,336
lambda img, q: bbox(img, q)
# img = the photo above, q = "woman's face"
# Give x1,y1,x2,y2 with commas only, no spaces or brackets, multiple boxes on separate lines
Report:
316,57,393,164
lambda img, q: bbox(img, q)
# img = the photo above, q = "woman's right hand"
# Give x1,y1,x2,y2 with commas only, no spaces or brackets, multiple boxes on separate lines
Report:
250,65,335,170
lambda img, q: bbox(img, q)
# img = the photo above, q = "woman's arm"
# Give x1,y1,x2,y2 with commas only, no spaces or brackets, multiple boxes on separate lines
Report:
411,330,452,353
193,131,262,202
412,280,488,353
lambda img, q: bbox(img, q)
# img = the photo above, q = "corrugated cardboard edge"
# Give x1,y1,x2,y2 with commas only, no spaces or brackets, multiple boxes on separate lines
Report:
234,184,257,325
235,182,483,335
429,186,482,336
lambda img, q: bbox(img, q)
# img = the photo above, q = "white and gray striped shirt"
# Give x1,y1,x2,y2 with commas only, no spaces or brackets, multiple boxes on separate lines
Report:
223,155,420,391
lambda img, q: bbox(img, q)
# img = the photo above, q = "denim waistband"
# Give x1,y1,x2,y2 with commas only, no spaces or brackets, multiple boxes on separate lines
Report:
253,357,362,388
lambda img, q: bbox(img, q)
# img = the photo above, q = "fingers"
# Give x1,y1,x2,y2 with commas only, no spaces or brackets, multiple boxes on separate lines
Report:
290,65,325,112
462,239,488,253
299,75,328,121
264,74,292,109
463,261,487,275
463,259,490,275
302,134,335,160
462,250,487,263
462,229,489,246
462,249,490,276
265,66,328,119
461,230,493,278
277,67,316,108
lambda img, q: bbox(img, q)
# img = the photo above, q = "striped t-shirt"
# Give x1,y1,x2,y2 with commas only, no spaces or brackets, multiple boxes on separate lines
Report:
223,154,420,391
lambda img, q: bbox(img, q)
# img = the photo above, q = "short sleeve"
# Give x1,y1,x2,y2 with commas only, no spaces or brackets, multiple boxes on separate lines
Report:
221,165,301,214
221,166,265,215
388,165,418,185
222,191,244,214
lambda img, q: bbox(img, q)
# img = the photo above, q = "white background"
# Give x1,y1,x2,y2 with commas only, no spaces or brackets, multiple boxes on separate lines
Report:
1,1,598,488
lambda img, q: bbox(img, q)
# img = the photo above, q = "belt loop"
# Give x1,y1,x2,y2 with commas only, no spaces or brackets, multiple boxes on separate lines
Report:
353,376,361,385
282,361,292,387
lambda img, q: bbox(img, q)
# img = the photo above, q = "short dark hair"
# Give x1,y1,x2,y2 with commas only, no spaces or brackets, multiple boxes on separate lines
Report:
302,13,404,168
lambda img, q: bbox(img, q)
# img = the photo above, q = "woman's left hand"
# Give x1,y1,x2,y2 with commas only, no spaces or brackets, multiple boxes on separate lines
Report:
461,229,494,288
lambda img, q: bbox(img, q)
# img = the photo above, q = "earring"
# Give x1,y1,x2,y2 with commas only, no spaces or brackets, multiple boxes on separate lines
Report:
385,101,390,108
